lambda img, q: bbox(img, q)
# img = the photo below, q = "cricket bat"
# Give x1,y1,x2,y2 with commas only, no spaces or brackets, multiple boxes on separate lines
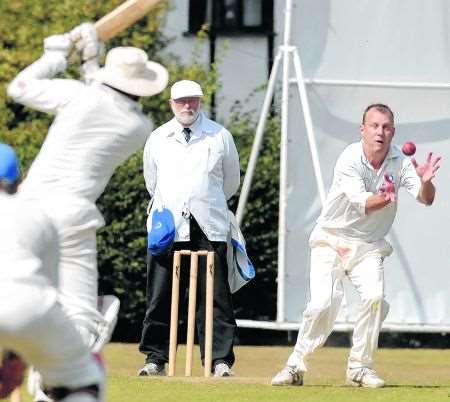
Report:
95,0,162,41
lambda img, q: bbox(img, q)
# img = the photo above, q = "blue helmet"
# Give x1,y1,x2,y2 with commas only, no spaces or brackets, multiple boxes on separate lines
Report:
0,143,20,183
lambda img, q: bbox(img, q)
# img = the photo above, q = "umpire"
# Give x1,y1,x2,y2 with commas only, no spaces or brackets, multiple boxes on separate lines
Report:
138,80,240,377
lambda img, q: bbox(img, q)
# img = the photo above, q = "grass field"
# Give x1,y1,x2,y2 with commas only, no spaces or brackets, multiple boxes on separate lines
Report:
16,343,450,401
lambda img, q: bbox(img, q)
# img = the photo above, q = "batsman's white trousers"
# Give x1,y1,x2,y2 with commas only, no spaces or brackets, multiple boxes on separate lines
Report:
287,230,392,372
29,195,106,348
0,282,103,388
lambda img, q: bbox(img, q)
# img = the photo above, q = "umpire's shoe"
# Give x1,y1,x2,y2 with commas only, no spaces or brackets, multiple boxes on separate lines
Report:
138,362,166,376
213,363,233,377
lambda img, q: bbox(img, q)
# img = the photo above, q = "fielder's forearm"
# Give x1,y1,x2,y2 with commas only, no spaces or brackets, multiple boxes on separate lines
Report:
418,181,435,205
365,193,392,214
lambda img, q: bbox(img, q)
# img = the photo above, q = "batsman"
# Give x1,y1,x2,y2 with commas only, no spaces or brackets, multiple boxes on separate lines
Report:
7,21,168,402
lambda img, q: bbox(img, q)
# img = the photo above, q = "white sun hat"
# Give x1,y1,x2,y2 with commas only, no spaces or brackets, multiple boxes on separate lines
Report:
95,47,168,97
170,80,204,100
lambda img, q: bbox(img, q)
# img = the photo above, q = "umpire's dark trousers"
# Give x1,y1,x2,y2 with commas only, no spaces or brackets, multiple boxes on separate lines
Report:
139,217,236,368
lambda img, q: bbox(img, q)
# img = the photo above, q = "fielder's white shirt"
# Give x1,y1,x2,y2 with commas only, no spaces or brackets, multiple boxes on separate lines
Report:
313,141,422,243
7,53,152,227
144,112,240,242
0,192,59,289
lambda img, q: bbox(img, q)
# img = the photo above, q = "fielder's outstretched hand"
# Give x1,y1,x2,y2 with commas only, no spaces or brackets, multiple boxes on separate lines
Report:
411,152,441,183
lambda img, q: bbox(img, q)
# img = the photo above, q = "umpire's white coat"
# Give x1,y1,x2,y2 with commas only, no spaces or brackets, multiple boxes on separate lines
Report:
144,112,240,242
7,52,152,345
0,192,103,389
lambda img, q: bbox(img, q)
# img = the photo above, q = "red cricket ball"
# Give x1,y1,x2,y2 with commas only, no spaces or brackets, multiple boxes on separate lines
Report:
402,141,416,156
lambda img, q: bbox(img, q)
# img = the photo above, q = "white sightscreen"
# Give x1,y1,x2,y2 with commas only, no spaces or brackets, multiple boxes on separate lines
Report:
282,0,450,330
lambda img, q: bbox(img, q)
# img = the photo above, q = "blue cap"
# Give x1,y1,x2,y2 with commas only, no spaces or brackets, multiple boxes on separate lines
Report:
0,143,20,183
148,207,176,256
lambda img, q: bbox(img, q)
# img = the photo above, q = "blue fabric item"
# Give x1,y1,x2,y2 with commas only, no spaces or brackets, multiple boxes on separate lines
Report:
147,208,175,256
231,238,256,282
0,143,20,183
228,238,256,293
226,210,255,293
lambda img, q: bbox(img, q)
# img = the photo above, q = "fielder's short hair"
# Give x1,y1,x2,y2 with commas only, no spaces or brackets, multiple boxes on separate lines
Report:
362,103,394,124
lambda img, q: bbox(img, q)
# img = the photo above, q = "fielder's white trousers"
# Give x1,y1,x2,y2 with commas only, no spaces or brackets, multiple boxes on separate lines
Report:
287,230,391,372
0,282,103,389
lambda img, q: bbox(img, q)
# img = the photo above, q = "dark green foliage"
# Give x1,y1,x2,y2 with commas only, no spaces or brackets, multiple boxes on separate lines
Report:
227,101,280,322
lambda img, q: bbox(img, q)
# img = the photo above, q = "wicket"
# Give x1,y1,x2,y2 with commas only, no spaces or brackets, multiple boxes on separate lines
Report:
168,250,215,377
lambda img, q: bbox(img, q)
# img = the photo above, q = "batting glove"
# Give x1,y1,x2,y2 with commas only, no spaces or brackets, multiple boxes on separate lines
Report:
69,22,103,61
43,33,73,58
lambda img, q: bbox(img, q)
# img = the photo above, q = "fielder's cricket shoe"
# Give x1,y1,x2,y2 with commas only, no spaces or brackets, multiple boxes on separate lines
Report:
138,362,166,376
346,367,385,388
271,365,304,386
213,363,233,377
28,368,54,402
34,389,53,402
45,384,101,402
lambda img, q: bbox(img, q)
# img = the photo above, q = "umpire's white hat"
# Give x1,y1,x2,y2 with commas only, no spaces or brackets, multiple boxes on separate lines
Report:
170,80,204,100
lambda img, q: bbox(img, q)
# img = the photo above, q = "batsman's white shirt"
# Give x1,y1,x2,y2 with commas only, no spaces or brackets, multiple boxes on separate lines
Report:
8,53,151,205
0,192,103,389
7,52,152,344
144,112,240,242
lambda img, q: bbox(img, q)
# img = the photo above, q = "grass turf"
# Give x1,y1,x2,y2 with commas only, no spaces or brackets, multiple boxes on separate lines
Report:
16,344,450,401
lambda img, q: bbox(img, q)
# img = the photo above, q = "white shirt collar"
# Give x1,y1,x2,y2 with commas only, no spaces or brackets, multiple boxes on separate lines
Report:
166,112,205,142
359,141,400,170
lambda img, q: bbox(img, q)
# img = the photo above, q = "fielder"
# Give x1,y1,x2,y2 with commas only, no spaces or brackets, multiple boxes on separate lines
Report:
0,143,104,402
271,104,441,388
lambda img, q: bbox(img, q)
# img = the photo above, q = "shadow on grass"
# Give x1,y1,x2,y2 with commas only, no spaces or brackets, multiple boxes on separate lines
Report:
384,385,448,389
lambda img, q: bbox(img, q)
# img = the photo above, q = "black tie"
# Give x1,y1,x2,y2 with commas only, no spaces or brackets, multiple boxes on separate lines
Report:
183,127,191,143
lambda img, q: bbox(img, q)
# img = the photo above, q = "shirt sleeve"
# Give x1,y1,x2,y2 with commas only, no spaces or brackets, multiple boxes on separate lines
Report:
399,157,421,199
221,128,240,200
143,133,157,198
7,52,84,114
333,152,373,216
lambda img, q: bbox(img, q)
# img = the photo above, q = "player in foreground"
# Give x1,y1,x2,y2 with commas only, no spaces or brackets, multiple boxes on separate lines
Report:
7,22,168,401
7,22,168,351
0,143,104,402
271,104,441,388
